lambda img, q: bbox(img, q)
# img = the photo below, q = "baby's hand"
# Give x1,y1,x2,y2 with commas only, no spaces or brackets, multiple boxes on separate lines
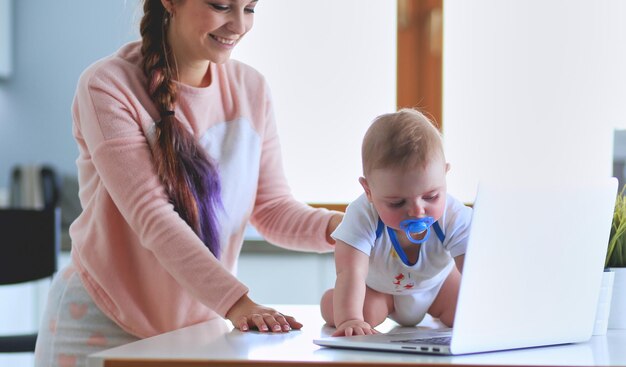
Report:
333,319,378,337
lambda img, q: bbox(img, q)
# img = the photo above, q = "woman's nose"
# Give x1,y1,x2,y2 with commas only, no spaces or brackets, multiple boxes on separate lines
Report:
227,11,248,35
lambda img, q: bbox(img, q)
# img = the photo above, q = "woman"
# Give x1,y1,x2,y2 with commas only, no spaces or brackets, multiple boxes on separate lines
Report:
34,1,342,366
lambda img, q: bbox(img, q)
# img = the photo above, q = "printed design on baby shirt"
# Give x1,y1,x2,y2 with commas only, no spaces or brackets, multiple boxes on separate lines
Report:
392,272,415,292
389,248,416,292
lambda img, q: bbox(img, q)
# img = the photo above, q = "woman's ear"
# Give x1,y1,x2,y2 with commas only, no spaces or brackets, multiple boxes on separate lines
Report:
161,0,175,14
359,177,373,202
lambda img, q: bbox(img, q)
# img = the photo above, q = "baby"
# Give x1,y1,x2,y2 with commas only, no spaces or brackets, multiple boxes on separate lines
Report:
321,108,472,336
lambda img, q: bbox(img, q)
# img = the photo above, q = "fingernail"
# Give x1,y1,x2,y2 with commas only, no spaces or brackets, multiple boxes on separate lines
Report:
260,325,268,331
273,325,281,331
241,325,248,331
283,325,291,331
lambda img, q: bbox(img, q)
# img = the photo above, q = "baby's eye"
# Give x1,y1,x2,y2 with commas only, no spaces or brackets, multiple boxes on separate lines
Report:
424,194,439,201
389,200,405,208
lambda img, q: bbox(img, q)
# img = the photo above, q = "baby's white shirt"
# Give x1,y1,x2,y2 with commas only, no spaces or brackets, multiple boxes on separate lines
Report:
332,193,472,294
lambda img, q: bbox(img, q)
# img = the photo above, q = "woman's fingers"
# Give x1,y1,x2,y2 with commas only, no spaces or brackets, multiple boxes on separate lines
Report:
262,313,283,332
283,314,303,330
236,317,249,331
243,312,301,332
273,313,293,331
226,296,302,332
250,313,269,331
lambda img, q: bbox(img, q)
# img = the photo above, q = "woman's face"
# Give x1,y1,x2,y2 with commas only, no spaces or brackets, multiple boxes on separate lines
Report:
164,0,257,65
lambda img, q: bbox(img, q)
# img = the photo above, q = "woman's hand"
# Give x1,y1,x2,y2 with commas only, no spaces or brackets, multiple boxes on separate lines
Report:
225,294,303,332
333,319,378,337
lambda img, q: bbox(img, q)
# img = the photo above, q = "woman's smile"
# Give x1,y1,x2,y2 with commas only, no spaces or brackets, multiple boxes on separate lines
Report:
209,34,238,47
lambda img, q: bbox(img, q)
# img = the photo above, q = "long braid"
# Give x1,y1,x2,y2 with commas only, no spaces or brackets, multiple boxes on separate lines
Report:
140,0,222,258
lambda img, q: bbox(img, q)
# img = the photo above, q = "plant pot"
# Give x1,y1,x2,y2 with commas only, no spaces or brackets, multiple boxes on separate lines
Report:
593,271,614,335
607,267,626,329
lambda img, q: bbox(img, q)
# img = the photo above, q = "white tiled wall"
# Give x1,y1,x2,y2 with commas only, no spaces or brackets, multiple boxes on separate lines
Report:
238,252,335,305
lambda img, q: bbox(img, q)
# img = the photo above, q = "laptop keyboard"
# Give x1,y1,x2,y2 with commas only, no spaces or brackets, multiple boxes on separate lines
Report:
392,336,452,346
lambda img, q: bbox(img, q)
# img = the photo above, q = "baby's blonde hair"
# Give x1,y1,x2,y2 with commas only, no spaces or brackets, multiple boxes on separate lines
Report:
361,108,444,176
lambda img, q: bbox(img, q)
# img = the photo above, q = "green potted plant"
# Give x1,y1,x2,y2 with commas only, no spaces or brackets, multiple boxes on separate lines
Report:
607,189,626,268
606,187,626,329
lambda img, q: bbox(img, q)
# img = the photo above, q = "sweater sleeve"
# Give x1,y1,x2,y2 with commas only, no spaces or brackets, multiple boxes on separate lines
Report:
77,68,248,318
249,82,336,253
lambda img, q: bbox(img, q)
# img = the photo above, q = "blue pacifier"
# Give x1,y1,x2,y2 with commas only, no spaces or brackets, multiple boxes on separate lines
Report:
399,217,435,244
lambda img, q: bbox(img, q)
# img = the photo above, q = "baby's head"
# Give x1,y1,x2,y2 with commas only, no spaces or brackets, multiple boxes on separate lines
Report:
359,108,449,230
361,108,445,176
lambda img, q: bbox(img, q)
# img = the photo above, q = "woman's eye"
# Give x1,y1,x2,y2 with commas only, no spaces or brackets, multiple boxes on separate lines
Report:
389,201,405,208
244,6,255,13
210,3,229,11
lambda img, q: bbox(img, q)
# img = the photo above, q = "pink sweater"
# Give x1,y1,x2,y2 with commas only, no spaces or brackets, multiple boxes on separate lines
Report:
69,41,335,338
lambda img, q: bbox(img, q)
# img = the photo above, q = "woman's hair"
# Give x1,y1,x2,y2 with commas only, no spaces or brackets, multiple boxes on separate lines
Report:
140,0,223,257
361,108,444,176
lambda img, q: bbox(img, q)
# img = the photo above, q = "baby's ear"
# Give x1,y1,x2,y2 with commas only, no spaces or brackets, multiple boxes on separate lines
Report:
359,177,373,202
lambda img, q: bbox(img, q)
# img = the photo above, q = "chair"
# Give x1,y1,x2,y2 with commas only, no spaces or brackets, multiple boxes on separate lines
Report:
0,207,60,353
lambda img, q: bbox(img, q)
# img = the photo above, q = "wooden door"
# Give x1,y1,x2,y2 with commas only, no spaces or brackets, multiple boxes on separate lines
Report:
397,0,443,129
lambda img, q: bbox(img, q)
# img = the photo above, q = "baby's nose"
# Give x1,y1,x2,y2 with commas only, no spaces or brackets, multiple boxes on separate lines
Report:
408,200,425,217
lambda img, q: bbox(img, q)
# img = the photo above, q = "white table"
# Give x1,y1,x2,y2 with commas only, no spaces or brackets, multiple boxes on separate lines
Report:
88,305,626,367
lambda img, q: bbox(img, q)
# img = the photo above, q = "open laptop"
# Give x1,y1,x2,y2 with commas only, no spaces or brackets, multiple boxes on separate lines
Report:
314,177,618,355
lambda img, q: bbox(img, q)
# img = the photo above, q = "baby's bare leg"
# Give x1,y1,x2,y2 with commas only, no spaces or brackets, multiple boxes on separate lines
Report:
320,287,394,327
320,288,336,325
427,267,462,327
362,286,394,327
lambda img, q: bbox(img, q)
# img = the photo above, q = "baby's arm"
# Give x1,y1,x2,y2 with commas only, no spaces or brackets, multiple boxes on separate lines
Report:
332,240,376,336
454,254,465,273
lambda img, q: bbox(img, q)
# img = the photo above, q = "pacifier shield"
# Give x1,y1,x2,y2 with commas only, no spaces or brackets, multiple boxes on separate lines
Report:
399,217,435,244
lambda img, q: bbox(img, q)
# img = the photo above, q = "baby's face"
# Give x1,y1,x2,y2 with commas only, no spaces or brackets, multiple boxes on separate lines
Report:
363,159,449,231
